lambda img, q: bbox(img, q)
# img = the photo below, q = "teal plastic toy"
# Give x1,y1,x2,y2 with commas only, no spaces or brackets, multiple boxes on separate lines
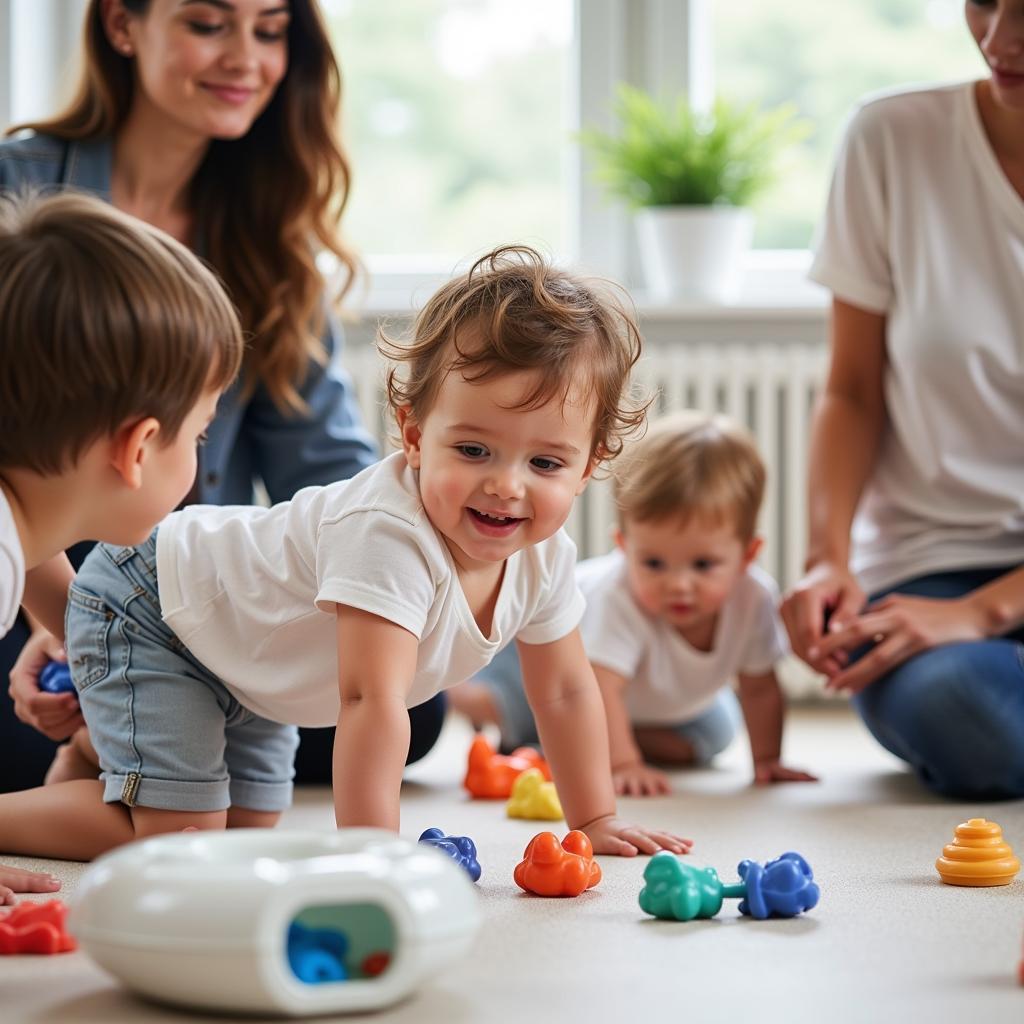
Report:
639,851,819,921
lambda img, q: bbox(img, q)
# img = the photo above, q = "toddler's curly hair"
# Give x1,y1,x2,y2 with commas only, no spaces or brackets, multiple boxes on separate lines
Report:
380,245,648,462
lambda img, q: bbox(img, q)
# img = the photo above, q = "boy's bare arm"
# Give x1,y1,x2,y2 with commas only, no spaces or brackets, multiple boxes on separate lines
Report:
593,663,671,797
736,669,817,785
21,554,74,641
518,630,691,856
333,606,416,831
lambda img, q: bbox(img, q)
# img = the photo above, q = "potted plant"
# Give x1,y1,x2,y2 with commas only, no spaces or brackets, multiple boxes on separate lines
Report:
581,86,807,302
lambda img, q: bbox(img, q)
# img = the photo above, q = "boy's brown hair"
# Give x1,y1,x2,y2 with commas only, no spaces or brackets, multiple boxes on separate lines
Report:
380,245,647,462
0,191,244,474
613,411,766,540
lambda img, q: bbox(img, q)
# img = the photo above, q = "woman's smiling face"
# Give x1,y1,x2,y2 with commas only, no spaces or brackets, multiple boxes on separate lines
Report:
105,0,291,140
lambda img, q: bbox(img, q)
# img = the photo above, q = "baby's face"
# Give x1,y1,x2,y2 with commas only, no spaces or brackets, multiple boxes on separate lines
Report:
400,368,596,573
617,515,758,634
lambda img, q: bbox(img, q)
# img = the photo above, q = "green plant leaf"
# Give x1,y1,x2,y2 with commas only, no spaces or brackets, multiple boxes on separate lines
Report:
578,85,810,208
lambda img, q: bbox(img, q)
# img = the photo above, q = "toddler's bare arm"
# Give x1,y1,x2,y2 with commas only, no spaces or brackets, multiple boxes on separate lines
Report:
333,605,416,832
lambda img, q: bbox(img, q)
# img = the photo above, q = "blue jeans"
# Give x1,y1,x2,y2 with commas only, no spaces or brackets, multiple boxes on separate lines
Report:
851,565,1024,800
474,643,741,761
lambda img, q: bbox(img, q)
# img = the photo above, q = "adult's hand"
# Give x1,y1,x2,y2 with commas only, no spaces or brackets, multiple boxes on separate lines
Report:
811,593,988,694
780,561,866,675
8,629,83,741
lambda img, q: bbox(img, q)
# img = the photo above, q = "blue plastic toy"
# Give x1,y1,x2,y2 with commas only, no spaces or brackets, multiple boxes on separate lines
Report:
286,921,349,984
418,828,482,883
737,853,819,919
639,851,819,922
39,661,75,695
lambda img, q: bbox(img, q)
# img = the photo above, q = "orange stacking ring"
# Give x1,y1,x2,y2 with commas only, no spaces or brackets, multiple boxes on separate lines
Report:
935,818,1020,887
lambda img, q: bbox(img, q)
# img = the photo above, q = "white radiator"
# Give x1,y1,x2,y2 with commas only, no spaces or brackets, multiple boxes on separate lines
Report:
342,340,829,592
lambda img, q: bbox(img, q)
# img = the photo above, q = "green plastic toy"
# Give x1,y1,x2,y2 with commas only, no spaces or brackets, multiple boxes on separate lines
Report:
639,852,744,920
639,850,819,921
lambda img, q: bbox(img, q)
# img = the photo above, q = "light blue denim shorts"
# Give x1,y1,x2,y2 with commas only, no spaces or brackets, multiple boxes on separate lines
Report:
65,533,299,813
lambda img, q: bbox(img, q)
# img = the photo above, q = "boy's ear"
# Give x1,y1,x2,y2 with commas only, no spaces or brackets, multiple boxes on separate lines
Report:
109,417,160,489
613,527,626,551
742,535,764,567
396,406,422,469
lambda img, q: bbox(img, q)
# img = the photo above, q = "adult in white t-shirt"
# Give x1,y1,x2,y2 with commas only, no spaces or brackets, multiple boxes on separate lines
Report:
780,5,1024,799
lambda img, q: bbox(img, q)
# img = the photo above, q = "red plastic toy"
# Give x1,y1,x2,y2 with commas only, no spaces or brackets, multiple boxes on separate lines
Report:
361,951,390,977
0,900,77,955
463,734,551,799
513,830,602,897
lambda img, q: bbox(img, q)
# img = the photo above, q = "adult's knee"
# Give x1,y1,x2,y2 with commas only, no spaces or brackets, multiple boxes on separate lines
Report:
855,642,1024,799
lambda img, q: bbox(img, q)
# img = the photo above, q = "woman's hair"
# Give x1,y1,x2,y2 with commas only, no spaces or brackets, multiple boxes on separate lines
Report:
613,411,767,540
380,244,648,463
0,191,243,474
7,0,356,412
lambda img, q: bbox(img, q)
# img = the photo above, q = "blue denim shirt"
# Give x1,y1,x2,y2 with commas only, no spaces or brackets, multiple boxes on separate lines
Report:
0,133,378,505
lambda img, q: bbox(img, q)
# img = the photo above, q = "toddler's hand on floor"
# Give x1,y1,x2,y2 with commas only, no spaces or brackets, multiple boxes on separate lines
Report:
753,759,818,786
612,760,672,797
0,864,61,906
581,815,692,857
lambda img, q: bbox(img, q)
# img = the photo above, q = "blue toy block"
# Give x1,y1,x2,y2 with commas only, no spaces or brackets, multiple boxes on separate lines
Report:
418,827,482,883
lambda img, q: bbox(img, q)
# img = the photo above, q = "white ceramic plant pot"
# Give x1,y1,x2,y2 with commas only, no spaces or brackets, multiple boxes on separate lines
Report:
635,205,755,303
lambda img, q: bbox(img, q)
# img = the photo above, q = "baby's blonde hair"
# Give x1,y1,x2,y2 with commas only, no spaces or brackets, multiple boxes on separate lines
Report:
379,245,648,463
613,411,766,540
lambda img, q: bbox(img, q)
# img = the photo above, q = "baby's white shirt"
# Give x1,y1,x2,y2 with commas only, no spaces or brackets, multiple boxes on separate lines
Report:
0,487,25,638
576,550,787,724
156,451,585,726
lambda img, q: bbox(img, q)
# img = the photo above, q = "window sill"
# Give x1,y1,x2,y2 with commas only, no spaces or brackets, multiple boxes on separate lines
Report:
344,250,830,322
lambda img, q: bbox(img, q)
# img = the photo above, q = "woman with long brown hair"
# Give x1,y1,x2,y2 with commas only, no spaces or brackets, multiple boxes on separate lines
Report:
0,0,445,801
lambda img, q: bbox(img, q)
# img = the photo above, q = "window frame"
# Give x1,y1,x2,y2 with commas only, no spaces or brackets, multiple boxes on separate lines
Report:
0,0,823,310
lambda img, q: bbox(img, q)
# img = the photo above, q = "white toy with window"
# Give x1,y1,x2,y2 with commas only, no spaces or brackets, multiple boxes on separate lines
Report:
68,829,482,1016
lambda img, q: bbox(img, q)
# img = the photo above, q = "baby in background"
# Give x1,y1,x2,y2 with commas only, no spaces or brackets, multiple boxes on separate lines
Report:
451,411,817,796
0,245,690,863
0,190,243,894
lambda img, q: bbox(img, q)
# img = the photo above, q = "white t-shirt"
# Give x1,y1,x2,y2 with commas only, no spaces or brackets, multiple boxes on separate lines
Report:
576,550,787,725
0,487,25,638
810,81,1024,594
156,452,585,726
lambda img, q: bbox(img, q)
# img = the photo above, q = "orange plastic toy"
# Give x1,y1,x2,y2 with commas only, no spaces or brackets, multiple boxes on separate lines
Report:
513,830,602,897
0,900,77,955
935,818,1020,887
463,733,551,799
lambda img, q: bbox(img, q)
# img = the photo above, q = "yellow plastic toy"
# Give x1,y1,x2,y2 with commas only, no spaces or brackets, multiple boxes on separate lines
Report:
506,768,563,821
935,818,1020,887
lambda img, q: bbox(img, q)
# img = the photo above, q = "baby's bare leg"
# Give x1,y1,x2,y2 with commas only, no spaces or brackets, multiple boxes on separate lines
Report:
634,726,696,765
0,782,234,861
131,806,227,837
44,727,101,785
0,781,135,860
447,680,503,730
227,808,282,829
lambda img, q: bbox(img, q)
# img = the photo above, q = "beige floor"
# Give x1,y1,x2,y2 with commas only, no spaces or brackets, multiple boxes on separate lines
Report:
2,706,1024,1024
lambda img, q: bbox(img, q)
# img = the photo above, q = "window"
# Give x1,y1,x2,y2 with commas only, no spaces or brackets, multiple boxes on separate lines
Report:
713,0,985,248
324,0,574,264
